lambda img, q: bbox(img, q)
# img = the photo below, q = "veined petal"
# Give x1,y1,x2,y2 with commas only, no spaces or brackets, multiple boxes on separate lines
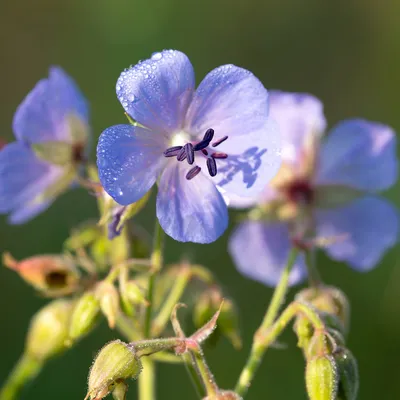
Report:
0,142,64,221
97,125,165,205
316,119,398,191
269,91,326,164
229,221,307,286
211,119,281,203
156,162,228,243
316,196,399,271
13,67,89,143
116,50,195,133
185,64,270,139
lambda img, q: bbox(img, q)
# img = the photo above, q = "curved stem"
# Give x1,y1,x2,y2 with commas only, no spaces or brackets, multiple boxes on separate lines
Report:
0,354,42,400
234,248,299,397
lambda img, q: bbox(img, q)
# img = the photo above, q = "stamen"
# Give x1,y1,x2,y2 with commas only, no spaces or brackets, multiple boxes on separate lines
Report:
184,143,195,165
203,128,214,142
201,149,209,156
211,152,228,159
164,146,183,157
206,157,217,177
212,135,228,147
177,147,187,162
193,128,215,151
186,166,201,180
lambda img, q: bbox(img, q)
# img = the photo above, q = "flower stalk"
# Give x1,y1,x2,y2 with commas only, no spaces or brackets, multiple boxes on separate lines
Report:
234,247,299,396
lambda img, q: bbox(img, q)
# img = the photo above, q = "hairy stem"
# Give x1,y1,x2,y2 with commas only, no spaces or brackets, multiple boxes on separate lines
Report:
234,248,299,396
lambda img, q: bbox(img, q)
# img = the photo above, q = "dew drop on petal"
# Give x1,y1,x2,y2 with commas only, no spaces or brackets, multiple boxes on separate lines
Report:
151,52,163,61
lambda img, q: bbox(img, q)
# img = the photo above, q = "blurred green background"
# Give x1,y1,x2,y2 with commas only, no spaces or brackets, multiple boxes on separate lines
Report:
0,0,399,399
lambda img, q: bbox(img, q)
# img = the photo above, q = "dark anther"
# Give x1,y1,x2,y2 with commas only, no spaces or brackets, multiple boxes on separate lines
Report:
211,152,228,159
203,128,214,142
186,166,201,180
212,135,228,147
184,143,195,165
201,149,209,156
177,147,187,162
206,157,217,177
194,128,215,151
164,146,183,157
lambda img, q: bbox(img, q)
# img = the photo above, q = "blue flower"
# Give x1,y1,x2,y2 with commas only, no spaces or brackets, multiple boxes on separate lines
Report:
97,50,281,243
0,67,90,224
229,91,399,286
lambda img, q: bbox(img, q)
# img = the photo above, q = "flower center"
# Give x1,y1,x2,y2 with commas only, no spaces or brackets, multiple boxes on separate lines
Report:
285,178,314,205
163,129,229,180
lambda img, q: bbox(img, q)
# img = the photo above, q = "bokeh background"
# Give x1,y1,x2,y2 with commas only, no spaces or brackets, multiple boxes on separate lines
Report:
0,0,399,399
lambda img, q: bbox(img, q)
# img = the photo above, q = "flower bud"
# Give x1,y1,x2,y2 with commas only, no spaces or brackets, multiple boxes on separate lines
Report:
296,286,350,334
306,355,338,400
306,331,333,360
334,348,359,400
86,340,142,400
194,289,242,349
26,299,73,361
112,381,128,400
203,390,242,400
3,252,79,297
95,282,120,329
68,291,100,344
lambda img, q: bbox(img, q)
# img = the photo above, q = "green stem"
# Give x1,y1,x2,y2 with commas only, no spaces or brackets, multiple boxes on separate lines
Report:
305,248,323,288
234,248,299,396
0,354,42,400
235,300,324,397
139,220,164,400
144,220,164,338
139,357,155,400
151,268,191,337
189,346,219,397
182,353,205,398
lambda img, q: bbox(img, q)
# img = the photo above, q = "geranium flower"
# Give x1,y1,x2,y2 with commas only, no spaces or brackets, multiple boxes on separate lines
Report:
97,50,281,243
0,67,90,224
229,91,399,286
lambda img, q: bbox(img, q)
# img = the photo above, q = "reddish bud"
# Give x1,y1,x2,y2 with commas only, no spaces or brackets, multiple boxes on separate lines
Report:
3,252,79,297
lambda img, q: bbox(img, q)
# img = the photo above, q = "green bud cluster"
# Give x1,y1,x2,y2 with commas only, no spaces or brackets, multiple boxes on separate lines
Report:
295,287,358,400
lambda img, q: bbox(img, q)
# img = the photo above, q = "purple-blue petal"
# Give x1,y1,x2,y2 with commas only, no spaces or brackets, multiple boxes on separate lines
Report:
184,65,281,202
156,162,228,243
316,196,399,271
13,67,89,144
0,142,63,222
269,91,326,165
8,199,52,225
210,119,281,203
116,50,195,133
185,64,270,139
97,125,166,205
229,220,307,286
316,119,398,192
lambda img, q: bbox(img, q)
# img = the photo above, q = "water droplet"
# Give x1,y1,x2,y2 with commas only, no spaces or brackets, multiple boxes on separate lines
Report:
128,94,135,102
151,52,163,61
